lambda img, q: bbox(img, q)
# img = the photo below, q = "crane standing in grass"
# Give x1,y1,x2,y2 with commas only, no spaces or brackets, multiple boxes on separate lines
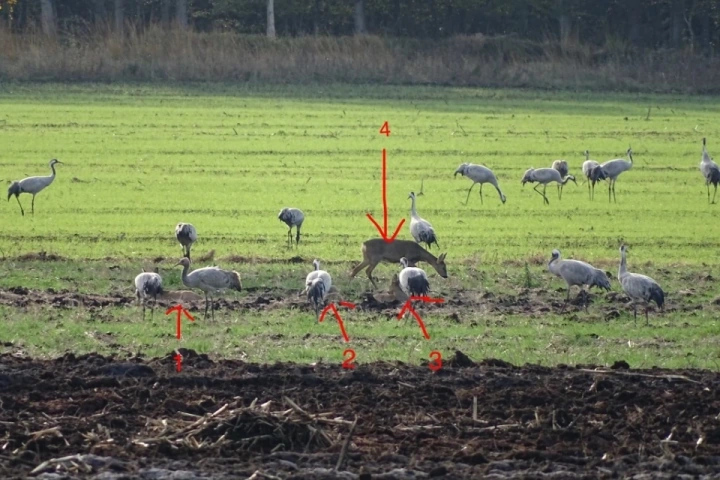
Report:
278,207,305,247
134,268,163,320
521,168,577,205
302,259,336,319
408,192,439,249
601,148,633,203
453,163,506,205
7,159,63,216
175,223,197,260
175,258,242,320
581,150,607,201
547,249,611,311
617,244,665,325
700,138,720,204
551,160,570,199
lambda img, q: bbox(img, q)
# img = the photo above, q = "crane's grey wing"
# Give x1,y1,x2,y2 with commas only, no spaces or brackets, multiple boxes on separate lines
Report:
590,268,611,291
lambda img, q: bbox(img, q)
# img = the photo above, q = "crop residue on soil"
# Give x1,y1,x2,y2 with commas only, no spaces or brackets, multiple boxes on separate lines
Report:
1,351,719,478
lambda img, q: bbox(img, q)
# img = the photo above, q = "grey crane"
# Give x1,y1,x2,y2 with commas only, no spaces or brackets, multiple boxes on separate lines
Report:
700,138,720,204
548,249,611,311
302,259,334,319
398,257,430,297
521,167,576,205
454,163,506,205
175,257,242,320
134,268,163,320
551,160,570,199
581,150,607,201
408,191,438,249
618,244,665,325
601,148,633,203
278,207,305,247
7,159,62,216
175,223,197,260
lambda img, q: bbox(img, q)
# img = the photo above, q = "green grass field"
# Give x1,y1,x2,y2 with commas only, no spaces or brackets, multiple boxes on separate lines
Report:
1,83,720,369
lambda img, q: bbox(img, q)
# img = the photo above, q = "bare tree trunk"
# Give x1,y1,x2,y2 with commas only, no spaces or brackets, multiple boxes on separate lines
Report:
39,0,56,36
113,0,123,34
94,0,107,27
354,0,366,35
161,0,171,28
176,0,187,29
700,8,710,54
266,0,276,38
683,0,696,54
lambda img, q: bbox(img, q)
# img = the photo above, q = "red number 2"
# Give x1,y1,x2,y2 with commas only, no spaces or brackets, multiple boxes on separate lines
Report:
379,121,391,137
342,349,356,369
428,351,442,372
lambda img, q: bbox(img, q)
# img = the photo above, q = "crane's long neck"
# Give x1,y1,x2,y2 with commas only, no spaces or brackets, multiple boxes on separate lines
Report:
548,257,559,275
618,250,627,279
180,263,190,285
702,145,711,163
409,195,418,218
49,163,57,178
560,176,573,185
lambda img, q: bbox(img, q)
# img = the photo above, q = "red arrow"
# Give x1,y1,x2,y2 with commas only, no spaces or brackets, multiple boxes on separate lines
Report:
397,296,444,340
319,303,350,342
366,149,405,243
166,305,195,339
174,353,183,372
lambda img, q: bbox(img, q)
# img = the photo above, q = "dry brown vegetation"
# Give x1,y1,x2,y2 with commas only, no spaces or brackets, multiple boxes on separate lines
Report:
2,25,720,93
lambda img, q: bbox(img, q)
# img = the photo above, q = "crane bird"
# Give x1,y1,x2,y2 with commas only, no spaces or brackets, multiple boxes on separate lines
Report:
521,168,576,205
398,257,430,297
278,207,304,247
408,191,439,249
7,159,63,216
548,249,611,311
551,160,570,199
302,259,336,319
134,268,163,320
175,258,242,320
601,148,633,203
618,244,665,325
454,163,506,205
700,138,720,204
175,223,197,260
581,150,607,201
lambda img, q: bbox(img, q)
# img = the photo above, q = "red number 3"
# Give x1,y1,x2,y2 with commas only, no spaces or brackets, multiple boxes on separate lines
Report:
342,349,356,369
428,351,442,372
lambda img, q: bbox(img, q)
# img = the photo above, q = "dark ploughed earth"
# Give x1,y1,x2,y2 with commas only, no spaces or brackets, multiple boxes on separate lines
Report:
1,350,719,479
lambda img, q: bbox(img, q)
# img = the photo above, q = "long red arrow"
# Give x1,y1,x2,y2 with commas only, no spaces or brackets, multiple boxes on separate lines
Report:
166,305,195,339
366,149,405,243
397,296,445,340
319,303,353,342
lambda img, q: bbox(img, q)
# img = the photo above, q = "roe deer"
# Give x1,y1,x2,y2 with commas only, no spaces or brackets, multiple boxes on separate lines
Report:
349,238,447,289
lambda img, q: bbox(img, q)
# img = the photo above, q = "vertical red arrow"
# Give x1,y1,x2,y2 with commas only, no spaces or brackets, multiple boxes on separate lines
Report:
366,149,405,243
166,305,195,339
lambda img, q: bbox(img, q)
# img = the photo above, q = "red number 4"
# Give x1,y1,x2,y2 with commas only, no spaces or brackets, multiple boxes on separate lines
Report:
379,121,391,137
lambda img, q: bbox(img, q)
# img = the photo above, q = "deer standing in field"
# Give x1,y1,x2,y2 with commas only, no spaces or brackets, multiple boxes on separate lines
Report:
349,238,448,289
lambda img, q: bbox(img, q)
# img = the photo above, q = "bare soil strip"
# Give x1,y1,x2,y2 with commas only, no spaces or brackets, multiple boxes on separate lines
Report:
0,351,719,478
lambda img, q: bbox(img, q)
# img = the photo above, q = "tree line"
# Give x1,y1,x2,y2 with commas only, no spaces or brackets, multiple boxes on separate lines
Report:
1,0,718,52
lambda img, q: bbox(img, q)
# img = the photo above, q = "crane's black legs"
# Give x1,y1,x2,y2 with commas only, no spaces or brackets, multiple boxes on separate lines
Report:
479,184,484,204
612,181,617,203
464,183,476,205
286,228,292,248
712,183,718,205
296,227,301,246
14,196,24,216
533,184,549,204
557,184,563,200
204,292,209,320
707,182,711,204
587,179,592,200
31,194,35,215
